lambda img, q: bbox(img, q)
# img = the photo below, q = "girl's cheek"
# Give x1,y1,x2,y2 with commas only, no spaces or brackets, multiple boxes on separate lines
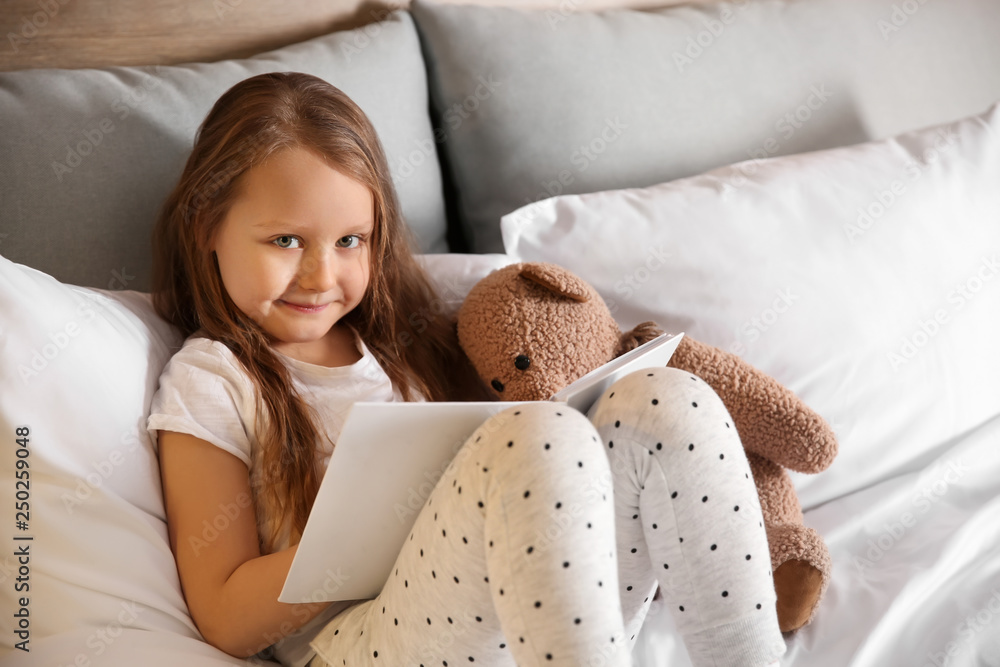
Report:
264,255,299,288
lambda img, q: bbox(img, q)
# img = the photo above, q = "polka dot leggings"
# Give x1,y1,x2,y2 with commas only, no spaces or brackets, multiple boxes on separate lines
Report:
308,367,786,667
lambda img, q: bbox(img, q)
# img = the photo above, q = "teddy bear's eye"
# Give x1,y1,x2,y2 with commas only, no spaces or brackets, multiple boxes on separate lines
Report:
491,379,505,392
514,355,531,371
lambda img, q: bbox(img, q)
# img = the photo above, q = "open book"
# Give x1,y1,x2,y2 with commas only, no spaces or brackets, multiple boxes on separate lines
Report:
279,332,684,603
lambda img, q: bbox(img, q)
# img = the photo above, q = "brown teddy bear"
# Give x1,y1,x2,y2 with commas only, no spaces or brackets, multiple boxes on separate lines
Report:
456,261,838,632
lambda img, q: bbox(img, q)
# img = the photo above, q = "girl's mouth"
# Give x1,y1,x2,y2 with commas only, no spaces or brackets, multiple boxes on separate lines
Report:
279,300,329,314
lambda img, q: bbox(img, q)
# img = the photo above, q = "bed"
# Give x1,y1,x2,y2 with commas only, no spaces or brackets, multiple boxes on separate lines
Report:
1,0,999,665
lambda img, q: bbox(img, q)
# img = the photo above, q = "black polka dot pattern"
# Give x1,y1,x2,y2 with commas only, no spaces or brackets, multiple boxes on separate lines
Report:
308,371,779,667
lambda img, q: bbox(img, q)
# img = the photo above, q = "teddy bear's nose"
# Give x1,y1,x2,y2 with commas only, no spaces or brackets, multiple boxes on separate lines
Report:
491,379,505,392
514,355,531,370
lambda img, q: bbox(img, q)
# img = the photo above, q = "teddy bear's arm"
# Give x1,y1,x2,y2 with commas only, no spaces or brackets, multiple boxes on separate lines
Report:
667,337,837,474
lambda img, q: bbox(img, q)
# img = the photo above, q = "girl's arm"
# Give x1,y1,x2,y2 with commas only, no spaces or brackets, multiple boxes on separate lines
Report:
158,430,333,658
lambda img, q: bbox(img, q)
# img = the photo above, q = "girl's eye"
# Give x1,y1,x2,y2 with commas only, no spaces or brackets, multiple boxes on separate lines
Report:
273,236,300,249
336,235,360,249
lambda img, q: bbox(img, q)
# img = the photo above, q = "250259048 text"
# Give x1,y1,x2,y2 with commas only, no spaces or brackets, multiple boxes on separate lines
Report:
12,425,32,652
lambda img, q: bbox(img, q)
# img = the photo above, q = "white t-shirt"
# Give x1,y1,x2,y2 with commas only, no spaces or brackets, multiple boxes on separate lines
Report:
147,332,406,666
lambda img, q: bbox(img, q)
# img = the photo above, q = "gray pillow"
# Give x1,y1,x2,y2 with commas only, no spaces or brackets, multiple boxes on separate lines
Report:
0,11,447,291
410,0,1000,253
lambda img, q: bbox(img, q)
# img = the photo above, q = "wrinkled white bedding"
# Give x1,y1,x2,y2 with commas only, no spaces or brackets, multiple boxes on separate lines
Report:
635,412,1000,667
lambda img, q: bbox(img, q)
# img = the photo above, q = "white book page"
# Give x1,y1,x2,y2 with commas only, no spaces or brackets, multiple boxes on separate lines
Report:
279,401,527,603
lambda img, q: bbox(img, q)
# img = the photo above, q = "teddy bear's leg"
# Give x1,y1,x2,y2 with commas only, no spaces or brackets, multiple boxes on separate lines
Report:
748,453,831,632
748,453,802,525
588,367,786,667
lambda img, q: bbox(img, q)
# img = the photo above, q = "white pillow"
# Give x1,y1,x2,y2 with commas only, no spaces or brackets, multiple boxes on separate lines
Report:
0,256,204,658
417,253,515,317
502,103,1000,509
0,251,510,663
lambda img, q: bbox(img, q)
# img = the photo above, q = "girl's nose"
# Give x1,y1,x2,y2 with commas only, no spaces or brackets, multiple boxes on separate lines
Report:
298,251,338,292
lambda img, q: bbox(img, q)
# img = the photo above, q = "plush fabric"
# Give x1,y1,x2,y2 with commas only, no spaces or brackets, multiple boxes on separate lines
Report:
410,0,1000,252
456,262,621,399
501,103,1000,514
456,262,837,630
0,11,447,291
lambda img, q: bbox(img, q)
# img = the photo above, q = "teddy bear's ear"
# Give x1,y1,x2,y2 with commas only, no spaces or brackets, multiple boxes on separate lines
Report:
615,321,665,357
519,263,590,302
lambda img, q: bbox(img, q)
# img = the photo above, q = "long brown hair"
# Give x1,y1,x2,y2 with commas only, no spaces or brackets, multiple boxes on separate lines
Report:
152,72,484,553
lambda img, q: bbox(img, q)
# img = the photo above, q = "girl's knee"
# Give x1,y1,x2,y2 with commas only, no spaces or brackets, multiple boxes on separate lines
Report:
592,365,724,412
468,402,605,469
477,401,597,439
588,367,737,449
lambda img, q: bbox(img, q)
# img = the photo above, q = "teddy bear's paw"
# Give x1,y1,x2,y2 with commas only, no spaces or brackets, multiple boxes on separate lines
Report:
774,559,824,633
767,522,831,632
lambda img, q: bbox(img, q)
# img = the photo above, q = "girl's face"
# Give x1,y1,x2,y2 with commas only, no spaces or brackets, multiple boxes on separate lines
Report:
211,146,373,361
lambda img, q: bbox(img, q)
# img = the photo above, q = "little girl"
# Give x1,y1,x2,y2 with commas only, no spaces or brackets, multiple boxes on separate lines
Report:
148,72,785,667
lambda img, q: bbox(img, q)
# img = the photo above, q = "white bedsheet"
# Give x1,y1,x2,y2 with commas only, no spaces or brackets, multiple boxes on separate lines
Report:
635,411,1000,666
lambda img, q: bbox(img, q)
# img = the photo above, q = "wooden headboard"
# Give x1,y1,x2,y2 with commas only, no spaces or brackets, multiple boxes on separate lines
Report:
0,0,696,71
